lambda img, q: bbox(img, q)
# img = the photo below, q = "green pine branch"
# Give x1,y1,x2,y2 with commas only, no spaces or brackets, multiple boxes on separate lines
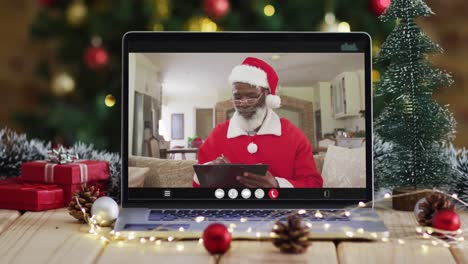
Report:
376,19,440,64
380,0,433,21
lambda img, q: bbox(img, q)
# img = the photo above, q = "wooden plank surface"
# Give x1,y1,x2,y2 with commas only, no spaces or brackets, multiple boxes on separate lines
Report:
337,210,460,264
448,212,468,264
338,241,456,264
98,240,337,264
98,241,211,264
377,209,423,240
0,208,104,264
0,209,20,235
222,241,337,264
1,208,466,263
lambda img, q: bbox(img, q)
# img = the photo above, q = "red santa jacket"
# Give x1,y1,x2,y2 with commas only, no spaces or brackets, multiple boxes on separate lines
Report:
192,109,323,188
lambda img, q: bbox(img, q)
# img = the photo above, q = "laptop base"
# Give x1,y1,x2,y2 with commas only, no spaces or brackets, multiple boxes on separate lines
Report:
114,208,388,240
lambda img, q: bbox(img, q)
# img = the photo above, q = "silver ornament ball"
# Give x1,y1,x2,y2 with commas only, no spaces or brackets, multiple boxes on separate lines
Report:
91,196,119,226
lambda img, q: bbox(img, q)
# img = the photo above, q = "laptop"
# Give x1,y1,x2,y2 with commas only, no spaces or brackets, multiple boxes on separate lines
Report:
115,32,388,240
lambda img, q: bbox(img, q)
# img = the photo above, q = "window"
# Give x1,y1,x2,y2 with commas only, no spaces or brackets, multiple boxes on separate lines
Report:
171,113,184,140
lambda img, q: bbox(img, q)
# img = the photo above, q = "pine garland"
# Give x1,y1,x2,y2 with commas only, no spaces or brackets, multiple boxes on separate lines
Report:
0,128,50,177
2,127,467,202
0,127,121,202
373,134,393,191
446,144,468,201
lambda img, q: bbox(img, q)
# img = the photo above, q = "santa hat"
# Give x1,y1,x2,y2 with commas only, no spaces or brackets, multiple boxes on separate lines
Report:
228,57,281,109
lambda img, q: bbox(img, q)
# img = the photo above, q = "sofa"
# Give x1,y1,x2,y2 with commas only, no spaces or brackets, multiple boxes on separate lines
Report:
129,154,326,188
129,145,366,188
129,156,197,188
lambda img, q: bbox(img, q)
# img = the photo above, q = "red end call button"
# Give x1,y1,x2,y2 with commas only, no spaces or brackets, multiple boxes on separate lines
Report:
268,188,279,199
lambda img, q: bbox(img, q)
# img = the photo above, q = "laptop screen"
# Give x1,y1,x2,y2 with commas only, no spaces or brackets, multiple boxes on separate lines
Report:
123,33,372,208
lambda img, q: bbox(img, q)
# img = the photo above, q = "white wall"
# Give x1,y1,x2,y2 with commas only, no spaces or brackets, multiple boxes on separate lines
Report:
161,94,218,147
318,81,341,136
280,86,314,102
133,54,161,99
128,53,161,154
340,70,365,132
128,53,136,154
218,85,233,101
356,69,365,110
317,70,365,137
160,94,218,160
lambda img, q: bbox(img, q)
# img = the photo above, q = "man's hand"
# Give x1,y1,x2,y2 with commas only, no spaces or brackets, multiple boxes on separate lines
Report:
209,154,230,164
236,171,279,188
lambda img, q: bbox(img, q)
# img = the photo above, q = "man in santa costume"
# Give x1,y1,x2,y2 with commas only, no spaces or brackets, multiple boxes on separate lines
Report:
192,57,323,188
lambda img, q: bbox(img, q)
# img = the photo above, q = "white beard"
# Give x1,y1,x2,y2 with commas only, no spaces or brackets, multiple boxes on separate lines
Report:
236,106,268,133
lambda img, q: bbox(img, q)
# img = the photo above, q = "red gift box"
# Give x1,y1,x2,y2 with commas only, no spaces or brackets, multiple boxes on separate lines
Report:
0,178,64,211
21,160,109,184
21,160,109,205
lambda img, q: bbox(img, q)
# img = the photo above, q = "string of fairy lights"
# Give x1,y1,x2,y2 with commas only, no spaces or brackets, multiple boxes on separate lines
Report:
79,189,467,252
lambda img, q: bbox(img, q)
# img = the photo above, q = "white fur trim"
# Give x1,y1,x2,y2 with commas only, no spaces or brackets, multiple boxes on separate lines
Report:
227,112,248,138
229,64,269,88
275,177,294,188
193,173,200,184
228,108,281,138
266,94,281,109
257,108,281,136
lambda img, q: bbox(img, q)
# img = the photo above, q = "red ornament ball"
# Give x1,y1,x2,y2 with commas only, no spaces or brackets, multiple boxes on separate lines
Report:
203,0,230,19
202,223,232,254
370,0,391,16
84,47,109,70
432,209,461,231
39,0,55,6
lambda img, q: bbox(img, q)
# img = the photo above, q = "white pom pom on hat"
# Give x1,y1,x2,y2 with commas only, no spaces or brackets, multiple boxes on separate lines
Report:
266,93,281,109
228,57,281,109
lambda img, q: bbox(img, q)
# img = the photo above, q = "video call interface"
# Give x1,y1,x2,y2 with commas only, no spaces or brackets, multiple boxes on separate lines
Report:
128,51,367,200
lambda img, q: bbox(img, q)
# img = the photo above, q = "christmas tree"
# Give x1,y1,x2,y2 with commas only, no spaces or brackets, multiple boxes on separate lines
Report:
374,0,457,189
18,0,155,152
18,0,393,152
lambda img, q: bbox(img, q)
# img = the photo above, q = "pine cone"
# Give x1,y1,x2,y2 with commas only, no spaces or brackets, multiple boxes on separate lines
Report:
68,184,101,223
417,192,455,226
272,214,311,254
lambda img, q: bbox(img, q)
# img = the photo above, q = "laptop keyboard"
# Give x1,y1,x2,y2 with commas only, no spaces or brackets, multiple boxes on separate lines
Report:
148,209,350,222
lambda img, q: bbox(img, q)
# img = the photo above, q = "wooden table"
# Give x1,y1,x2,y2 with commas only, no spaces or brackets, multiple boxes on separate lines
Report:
160,148,199,159
0,208,466,263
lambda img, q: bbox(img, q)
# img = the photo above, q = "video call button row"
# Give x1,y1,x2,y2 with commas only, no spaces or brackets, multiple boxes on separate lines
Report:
214,188,277,199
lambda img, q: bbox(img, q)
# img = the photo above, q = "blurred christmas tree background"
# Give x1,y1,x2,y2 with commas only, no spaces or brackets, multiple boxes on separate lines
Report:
4,0,395,152
1,0,468,198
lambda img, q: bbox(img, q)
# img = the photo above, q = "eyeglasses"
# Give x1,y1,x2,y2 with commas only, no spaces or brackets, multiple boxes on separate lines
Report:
233,93,264,106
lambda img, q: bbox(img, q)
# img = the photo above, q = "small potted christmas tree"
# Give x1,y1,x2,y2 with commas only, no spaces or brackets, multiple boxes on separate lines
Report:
374,0,458,210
